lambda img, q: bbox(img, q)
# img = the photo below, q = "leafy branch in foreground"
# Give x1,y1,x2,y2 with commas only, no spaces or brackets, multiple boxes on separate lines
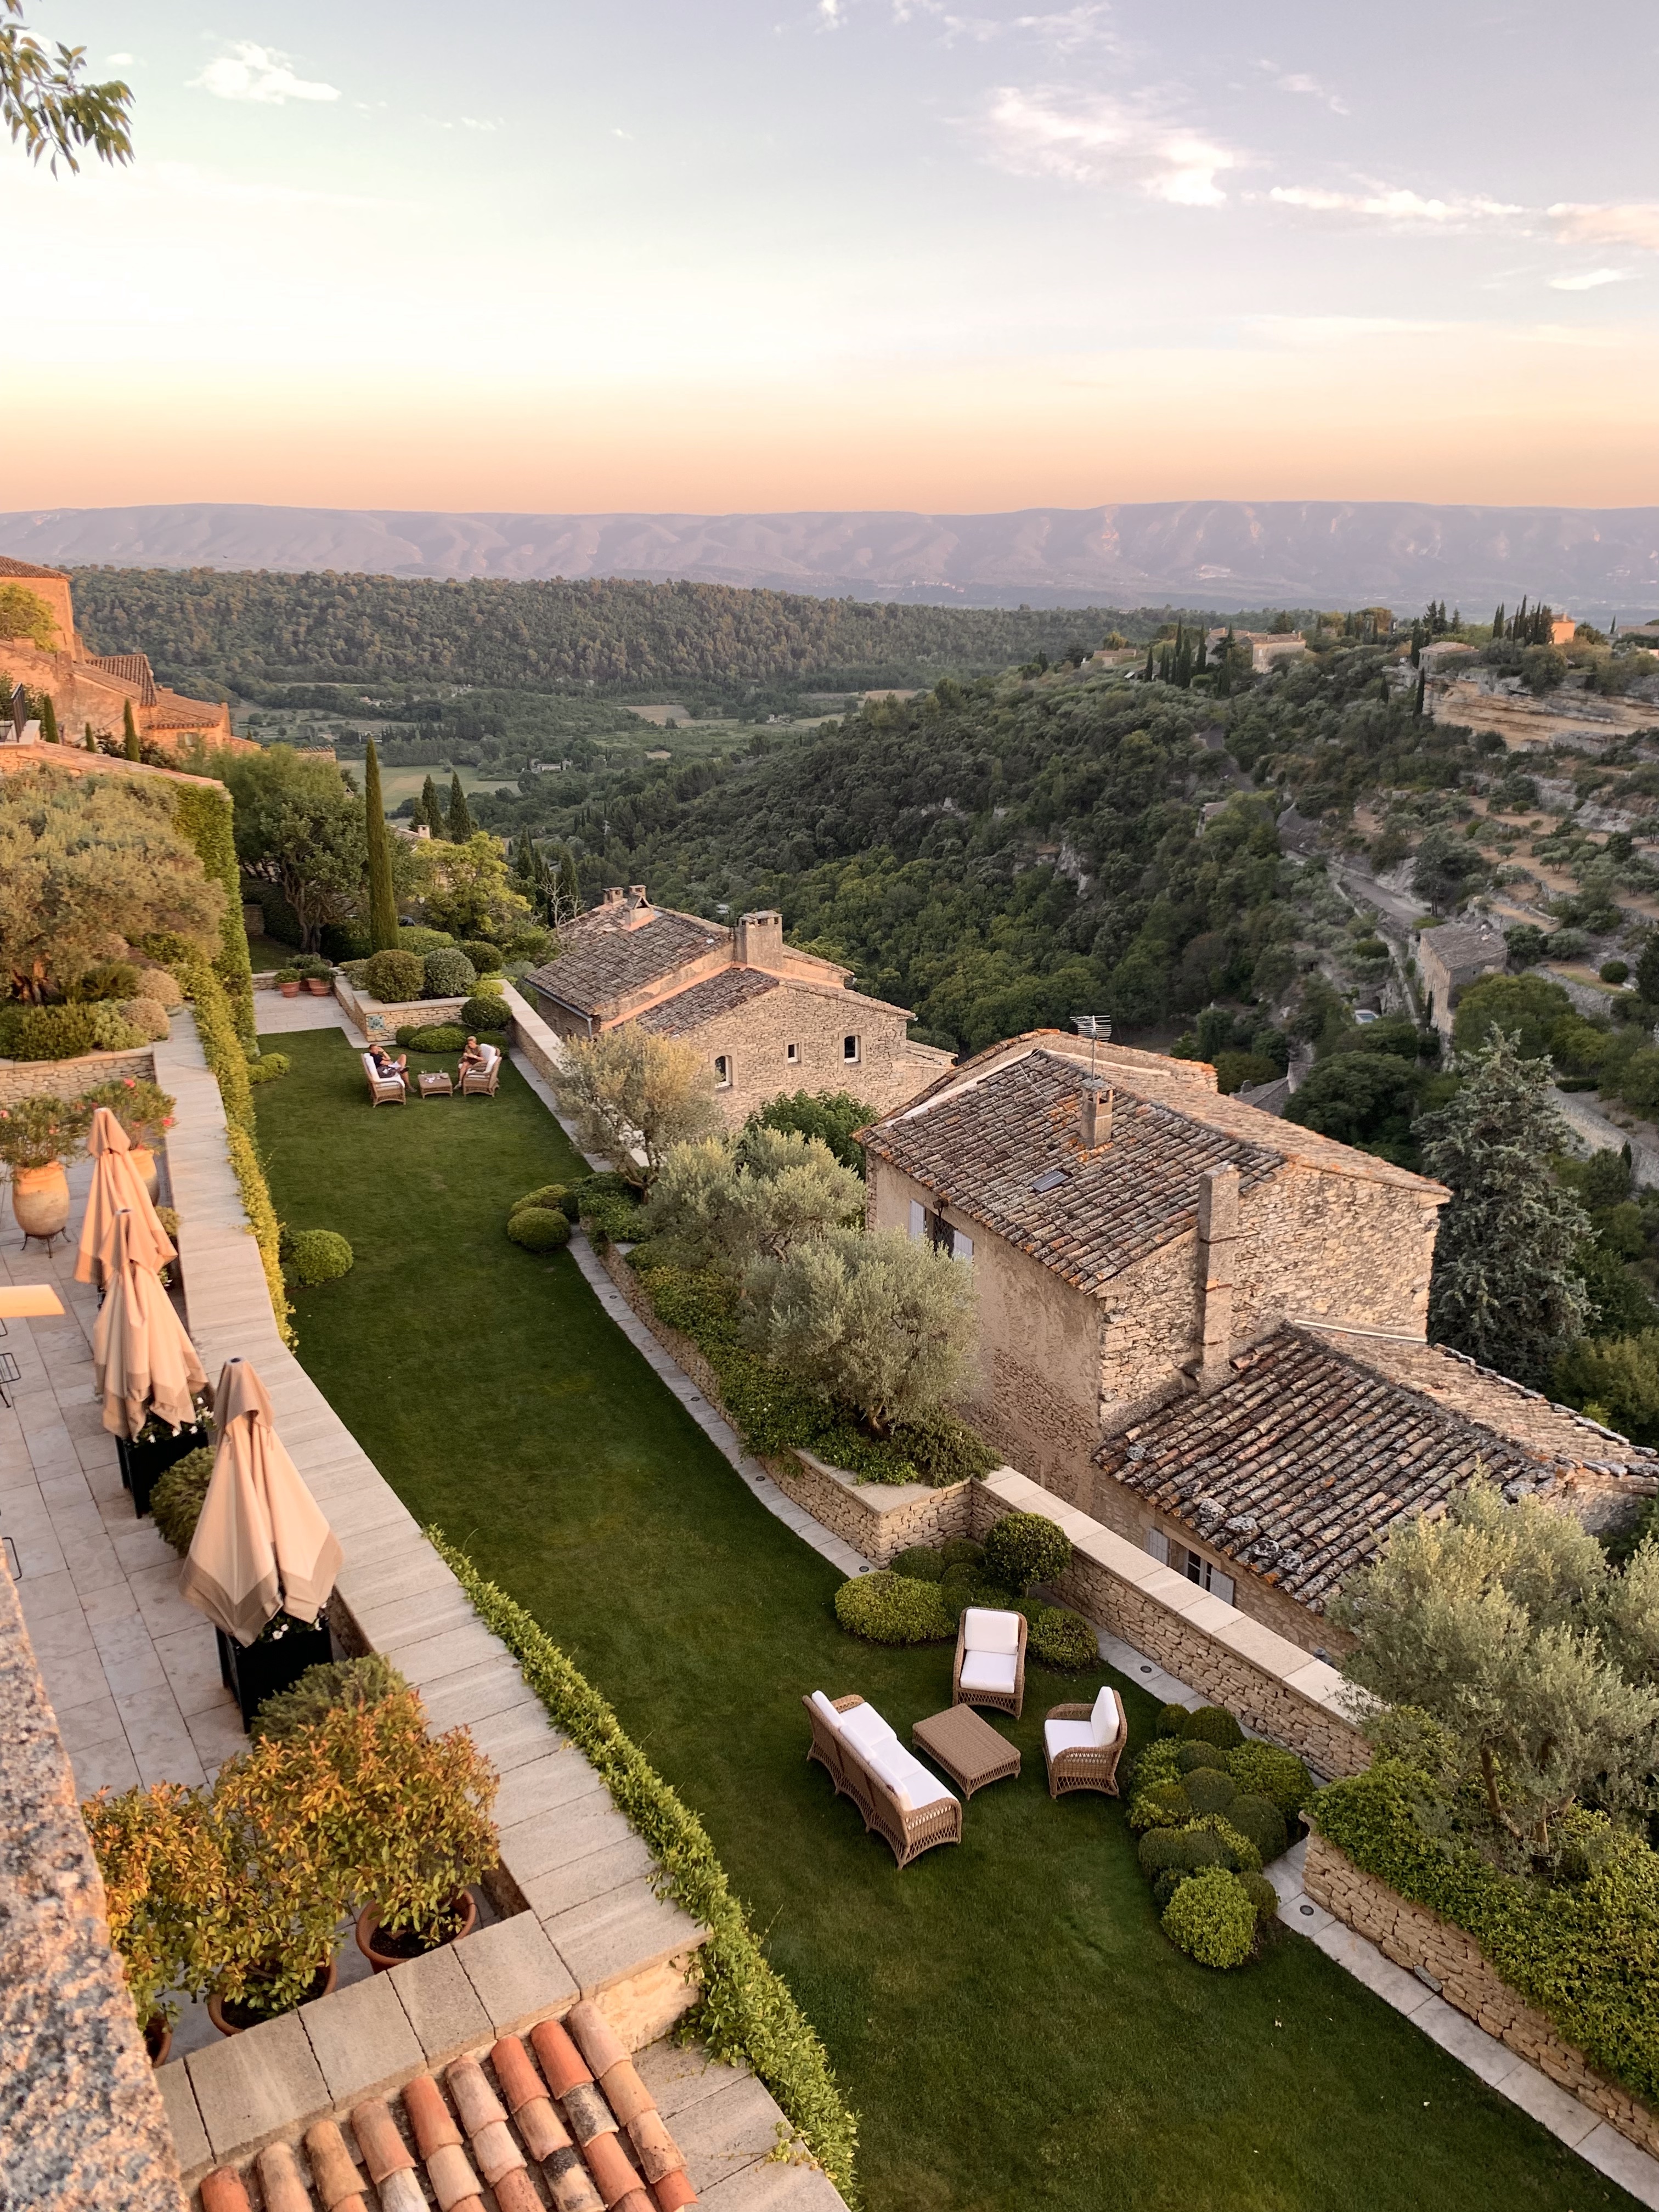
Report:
1,0,131,170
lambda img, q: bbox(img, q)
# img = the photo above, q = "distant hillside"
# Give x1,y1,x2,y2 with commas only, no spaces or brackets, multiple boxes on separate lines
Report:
4,500,1658,614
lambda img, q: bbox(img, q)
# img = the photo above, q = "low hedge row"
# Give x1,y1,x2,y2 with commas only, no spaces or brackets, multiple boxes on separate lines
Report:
430,1532,860,2203
1313,1762,1659,2109
634,1259,996,1489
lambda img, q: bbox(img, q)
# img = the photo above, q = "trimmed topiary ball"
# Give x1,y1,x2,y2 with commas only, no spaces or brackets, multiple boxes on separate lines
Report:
1127,1780,1193,1833
247,1051,290,1086
983,1510,1071,1594
460,995,509,1034
507,1207,572,1252
939,1537,985,1570
458,940,503,973
1175,1740,1231,1774
251,1654,410,1740
1028,1605,1099,1671
833,1570,955,1646
400,1024,470,1052
1182,1705,1245,1749
424,947,477,998
151,1447,215,1558
889,1545,945,1582
1226,1743,1314,1821
287,1229,354,1286
1138,1827,1194,1878
1238,1870,1280,1925
1161,1867,1257,1968
364,947,425,1004
1183,1766,1238,1816
1156,1702,1189,1738
1225,1794,1289,1865
512,1184,568,1217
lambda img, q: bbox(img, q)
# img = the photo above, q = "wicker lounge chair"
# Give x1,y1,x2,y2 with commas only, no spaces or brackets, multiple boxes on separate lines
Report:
803,1690,962,1869
461,1043,502,1097
1043,1685,1128,1801
952,1605,1027,1718
361,1051,407,1107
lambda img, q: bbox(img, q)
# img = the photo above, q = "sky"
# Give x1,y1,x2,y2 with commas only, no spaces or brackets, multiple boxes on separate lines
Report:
5,0,1659,513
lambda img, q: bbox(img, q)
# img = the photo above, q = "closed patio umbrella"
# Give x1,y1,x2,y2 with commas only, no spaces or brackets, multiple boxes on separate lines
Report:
75,1107,174,1288
92,1210,207,1441
179,1357,343,1647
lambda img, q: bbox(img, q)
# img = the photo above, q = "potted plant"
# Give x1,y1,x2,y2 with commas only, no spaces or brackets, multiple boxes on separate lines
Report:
298,957,334,997
121,1391,212,1519
216,1604,335,1729
81,1781,234,2066
0,1094,92,1244
84,1076,176,1200
274,967,302,998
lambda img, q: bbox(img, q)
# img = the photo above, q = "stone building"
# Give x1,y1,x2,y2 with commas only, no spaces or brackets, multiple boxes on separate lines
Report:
526,888,953,1122
860,1029,1657,1652
1202,628,1310,673
0,555,242,754
1415,917,1507,1035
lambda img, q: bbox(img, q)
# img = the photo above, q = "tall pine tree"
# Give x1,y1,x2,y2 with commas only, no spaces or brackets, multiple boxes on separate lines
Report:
448,772,474,842
1420,1031,1590,1387
363,739,400,953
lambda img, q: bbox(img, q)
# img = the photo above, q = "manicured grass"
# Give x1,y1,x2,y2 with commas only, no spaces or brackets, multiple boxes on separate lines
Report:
256,1029,1643,2212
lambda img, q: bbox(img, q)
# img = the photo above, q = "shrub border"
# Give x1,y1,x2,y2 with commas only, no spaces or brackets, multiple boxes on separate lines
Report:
430,1530,859,2203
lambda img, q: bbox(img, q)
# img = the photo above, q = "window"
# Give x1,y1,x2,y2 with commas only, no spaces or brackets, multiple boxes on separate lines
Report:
951,1229,974,1263
909,1200,927,1242
1031,1167,1069,1195
843,1034,860,1063
786,1042,799,1064
1170,1540,1235,1607
1144,1528,1169,1565
713,1054,731,1088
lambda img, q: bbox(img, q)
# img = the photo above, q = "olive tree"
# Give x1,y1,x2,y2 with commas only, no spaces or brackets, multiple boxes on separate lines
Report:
638,1126,864,1276
743,1227,977,1436
554,1028,722,1188
220,746,366,953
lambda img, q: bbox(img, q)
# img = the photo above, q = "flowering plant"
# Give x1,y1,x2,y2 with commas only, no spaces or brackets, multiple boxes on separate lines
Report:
83,1076,176,1146
0,1095,92,1171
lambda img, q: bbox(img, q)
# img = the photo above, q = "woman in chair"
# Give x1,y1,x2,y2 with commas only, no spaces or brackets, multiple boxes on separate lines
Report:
458,1034,487,1076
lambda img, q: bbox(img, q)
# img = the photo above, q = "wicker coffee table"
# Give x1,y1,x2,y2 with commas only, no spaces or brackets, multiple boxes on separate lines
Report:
912,1703,1020,1799
418,1072,454,1098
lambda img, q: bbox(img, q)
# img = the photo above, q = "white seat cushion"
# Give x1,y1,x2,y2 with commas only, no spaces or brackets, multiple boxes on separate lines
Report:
810,1691,845,1733
1090,1686,1121,1745
959,1651,1019,1696
1045,1718,1098,1763
865,1739,956,1814
962,1607,1021,1655
837,1701,898,1759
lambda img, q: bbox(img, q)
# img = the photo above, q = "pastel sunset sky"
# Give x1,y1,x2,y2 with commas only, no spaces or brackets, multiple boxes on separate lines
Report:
7,0,1659,512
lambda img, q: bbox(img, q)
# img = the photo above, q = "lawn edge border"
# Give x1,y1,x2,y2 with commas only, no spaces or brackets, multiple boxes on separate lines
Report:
428,1526,862,2207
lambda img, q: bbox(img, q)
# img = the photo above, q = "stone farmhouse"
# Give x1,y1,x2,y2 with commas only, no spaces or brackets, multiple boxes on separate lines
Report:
0,554,242,753
1202,628,1309,674
1415,917,1507,1036
526,887,953,1122
861,1030,1657,1654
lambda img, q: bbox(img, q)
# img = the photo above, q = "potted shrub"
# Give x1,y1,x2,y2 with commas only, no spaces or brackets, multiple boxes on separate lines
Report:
84,1075,176,1200
82,1781,234,2065
120,1391,212,1519
0,1094,92,1243
298,956,334,997
340,1689,500,1968
274,966,302,998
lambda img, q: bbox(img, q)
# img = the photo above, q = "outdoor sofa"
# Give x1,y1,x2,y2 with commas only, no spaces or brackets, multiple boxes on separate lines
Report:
952,1605,1026,1718
1042,1684,1128,1800
803,1690,961,1869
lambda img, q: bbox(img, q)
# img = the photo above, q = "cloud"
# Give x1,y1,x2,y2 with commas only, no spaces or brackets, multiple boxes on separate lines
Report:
1268,183,1521,228
891,1,1118,49
820,0,843,21
189,41,340,105
106,51,134,65
1548,202,1659,252
1549,266,1633,291
1256,62,1347,115
981,86,1238,205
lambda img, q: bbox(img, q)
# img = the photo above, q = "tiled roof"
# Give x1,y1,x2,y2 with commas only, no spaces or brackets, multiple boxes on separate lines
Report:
861,1048,1285,1292
83,651,157,704
0,553,67,579
527,909,726,1018
636,965,780,1036
1096,1324,1659,1612
1420,919,1505,975
199,2006,699,2212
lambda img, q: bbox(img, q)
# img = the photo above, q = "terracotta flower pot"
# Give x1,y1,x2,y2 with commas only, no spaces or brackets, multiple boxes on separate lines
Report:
11,1162,69,1241
356,1889,477,1973
207,1956,337,2035
127,1144,159,1200
279,982,301,998
306,978,331,996
144,2016,172,2068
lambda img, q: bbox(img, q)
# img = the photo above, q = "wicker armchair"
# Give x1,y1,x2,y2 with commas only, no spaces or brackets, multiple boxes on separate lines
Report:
803,1690,962,1869
461,1044,502,1097
1042,1685,1128,1801
361,1052,407,1107
952,1606,1027,1719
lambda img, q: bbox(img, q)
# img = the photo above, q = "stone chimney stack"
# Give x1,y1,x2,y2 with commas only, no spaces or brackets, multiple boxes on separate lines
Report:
620,885,653,932
734,909,785,972
601,886,625,907
1196,1164,1240,1391
1079,1082,1113,1149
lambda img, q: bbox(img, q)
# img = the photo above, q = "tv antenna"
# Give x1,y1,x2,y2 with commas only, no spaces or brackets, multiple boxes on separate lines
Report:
1071,1013,1111,1081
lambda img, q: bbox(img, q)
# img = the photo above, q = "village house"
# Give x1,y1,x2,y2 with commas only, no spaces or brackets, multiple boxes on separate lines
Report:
0,554,243,753
526,887,953,1122
859,1030,1657,1653
1415,916,1508,1035
1203,628,1310,674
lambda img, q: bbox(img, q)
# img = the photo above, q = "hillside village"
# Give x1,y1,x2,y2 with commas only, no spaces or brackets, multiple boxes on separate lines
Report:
4,556,1659,2212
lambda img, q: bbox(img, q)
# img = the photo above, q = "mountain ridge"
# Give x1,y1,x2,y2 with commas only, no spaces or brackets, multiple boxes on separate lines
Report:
4,499,1658,616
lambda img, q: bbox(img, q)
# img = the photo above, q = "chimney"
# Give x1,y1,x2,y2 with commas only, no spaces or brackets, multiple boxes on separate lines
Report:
619,884,653,930
1079,1082,1113,1149
735,909,785,972
601,886,625,906
1196,1164,1239,1392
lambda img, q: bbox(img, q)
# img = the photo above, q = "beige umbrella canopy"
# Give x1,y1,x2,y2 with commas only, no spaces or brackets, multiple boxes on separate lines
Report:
92,1210,207,1441
180,1358,343,1647
75,1108,175,1288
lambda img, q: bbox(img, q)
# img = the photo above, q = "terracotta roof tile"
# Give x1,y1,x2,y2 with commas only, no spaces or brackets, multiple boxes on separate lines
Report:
527,906,726,1018
83,651,156,704
634,966,780,1036
1096,1323,1659,1613
0,553,67,579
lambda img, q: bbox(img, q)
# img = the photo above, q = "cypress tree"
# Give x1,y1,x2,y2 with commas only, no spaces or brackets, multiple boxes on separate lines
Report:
419,774,443,837
84,723,97,752
556,848,580,919
1414,669,1426,716
448,772,474,842
40,693,59,743
122,698,140,759
1492,604,1504,640
363,739,399,953
1143,646,1154,681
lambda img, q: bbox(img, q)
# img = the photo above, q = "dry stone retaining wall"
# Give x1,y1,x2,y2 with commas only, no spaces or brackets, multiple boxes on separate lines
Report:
1304,1833,1659,2160
0,1044,155,1106
331,977,467,1043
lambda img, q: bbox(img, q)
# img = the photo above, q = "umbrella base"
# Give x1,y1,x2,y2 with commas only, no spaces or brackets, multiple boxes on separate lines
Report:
217,1613,335,1729
119,1421,210,1518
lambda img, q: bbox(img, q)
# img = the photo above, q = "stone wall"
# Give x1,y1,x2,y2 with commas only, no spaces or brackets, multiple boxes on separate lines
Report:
973,1471,1370,1777
331,978,467,1043
499,981,565,1094
668,976,950,1127
0,1044,156,1107
1304,1833,1659,2160
0,1562,187,2211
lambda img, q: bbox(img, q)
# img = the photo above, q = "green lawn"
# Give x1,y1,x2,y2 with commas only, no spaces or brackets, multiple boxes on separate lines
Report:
255,1029,1641,2212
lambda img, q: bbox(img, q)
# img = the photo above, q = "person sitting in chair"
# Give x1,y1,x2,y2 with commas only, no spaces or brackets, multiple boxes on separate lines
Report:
458,1034,488,1076
370,1043,408,1085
